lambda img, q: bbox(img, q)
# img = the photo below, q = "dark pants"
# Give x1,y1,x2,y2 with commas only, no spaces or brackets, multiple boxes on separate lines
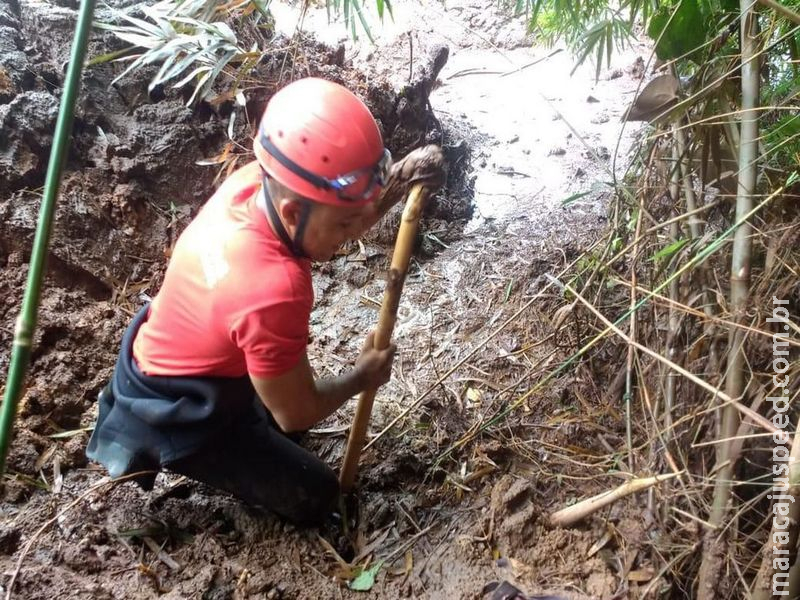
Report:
165,401,339,526
87,306,339,527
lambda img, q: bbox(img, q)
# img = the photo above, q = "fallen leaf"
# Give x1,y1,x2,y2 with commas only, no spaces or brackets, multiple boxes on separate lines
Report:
349,560,384,592
587,525,614,558
466,388,482,404
628,568,655,582
624,74,679,122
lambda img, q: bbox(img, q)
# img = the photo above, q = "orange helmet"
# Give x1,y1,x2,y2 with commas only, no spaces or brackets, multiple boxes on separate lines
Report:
253,77,391,207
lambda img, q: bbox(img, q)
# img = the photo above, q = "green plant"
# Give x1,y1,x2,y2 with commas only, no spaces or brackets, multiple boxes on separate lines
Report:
95,0,265,105
506,0,649,76
96,0,391,104
329,0,393,43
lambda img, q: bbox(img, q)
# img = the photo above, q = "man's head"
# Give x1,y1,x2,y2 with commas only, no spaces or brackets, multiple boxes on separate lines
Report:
254,77,391,260
264,177,373,262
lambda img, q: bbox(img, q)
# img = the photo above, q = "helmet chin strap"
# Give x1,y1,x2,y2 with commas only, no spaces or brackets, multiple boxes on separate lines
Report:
260,175,311,259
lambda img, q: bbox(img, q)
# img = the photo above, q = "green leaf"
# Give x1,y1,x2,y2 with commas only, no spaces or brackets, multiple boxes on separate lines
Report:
561,191,591,206
503,279,514,302
251,0,272,20
351,0,375,44
649,238,689,262
349,560,384,591
87,46,138,66
646,0,710,62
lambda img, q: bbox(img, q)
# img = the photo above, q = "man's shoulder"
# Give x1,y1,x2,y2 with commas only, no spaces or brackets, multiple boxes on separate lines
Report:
225,242,312,307
213,161,262,202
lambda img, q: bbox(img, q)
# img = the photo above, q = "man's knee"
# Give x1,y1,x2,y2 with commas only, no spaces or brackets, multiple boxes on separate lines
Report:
283,464,340,526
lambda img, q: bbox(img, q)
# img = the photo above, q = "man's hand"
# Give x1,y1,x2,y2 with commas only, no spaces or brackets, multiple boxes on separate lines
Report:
355,331,396,389
251,336,395,433
363,145,447,230
390,144,447,190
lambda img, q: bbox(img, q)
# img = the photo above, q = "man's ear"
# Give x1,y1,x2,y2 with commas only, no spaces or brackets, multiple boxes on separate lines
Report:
277,198,305,230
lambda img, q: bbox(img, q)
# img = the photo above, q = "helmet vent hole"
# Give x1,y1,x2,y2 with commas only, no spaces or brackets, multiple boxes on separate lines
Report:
277,130,284,138
321,155,329,163
301,136,308,144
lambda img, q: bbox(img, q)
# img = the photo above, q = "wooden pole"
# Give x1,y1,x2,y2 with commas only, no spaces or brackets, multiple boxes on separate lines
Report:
339,184,429,492
548,473,681,528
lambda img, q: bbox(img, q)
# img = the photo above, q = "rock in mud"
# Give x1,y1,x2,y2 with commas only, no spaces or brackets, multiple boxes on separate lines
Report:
0,90,59,189
18,0,80,75
0,25,29,102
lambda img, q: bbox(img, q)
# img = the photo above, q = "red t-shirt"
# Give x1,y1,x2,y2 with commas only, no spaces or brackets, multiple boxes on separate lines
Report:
133,161,313,379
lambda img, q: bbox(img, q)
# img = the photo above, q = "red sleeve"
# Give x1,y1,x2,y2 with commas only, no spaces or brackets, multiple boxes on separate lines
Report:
230,299,310,378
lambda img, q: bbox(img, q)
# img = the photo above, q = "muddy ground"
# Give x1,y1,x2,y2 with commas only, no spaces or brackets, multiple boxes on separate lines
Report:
0,0,660,598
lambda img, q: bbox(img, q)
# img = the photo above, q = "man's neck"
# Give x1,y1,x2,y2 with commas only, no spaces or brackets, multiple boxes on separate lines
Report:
256,181,284,240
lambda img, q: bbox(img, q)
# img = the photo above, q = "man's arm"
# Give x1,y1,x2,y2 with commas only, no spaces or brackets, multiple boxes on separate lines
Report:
250,332,395,433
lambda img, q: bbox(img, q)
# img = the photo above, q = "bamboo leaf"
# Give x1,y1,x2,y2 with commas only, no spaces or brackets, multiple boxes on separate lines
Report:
87,46,138,66
352,0,375,44
48,427,94,439
647,0,709,61
117,11,165,37
187,69,213,104
113,31,166,48
561,191,592,206
110,52,151,86
649,238,689,262
172,64,210,89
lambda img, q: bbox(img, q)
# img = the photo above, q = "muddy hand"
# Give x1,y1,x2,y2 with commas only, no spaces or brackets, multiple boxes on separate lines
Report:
392,144,446,190
355,331,396,390
372,145,445,218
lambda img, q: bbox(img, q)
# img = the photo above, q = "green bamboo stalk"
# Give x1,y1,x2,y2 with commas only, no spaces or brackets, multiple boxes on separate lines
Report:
697,4,761,597
0,0,97,476
664,140,681,447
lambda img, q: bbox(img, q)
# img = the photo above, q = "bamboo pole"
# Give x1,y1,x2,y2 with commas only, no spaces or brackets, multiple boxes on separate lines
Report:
548,473,681,528
661,140,683,526
0,0,97,476
697,5,761,597
664,140,682,443
339,184,429,492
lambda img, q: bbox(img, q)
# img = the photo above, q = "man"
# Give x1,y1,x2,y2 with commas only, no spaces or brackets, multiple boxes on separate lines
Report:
86,77,444,525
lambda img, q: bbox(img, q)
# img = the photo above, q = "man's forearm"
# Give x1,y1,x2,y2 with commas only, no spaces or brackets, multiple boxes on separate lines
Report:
302,368,365,428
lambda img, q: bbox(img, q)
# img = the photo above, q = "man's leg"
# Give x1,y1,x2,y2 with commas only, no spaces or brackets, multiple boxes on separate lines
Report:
164,406,339,526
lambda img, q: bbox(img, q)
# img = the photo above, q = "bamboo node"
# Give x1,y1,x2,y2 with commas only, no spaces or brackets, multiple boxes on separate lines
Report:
13,316,32,348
